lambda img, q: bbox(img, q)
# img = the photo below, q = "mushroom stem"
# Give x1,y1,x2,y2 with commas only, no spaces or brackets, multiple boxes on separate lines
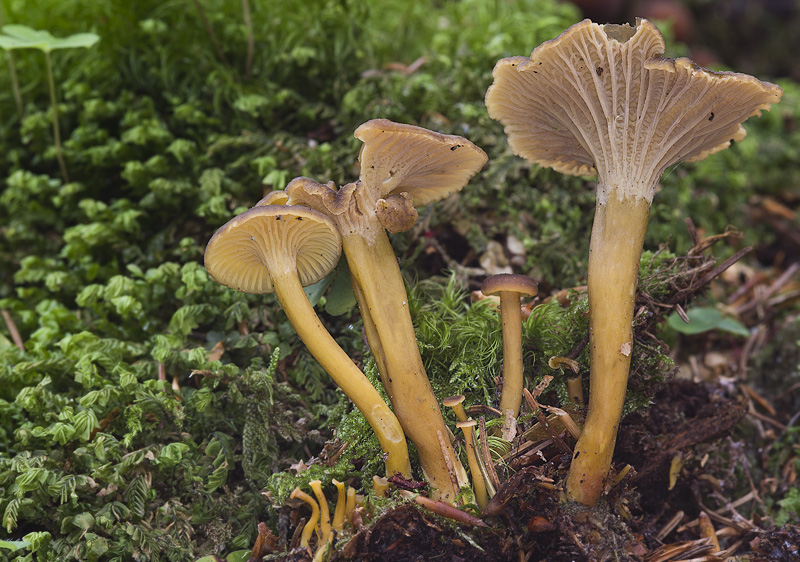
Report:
372,475,390,498
272,268,412,479
497,290,525,418
344,230,467,503
344,486,357,523
457,420,489,511
565,192,650,506
351,277,392,395
482,274,537,424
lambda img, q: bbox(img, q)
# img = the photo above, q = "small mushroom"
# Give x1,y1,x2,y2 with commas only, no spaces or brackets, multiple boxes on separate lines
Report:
486,18,782,505
372,475,390,498
204,205,411,478
331,479,347,530
456,419,490,511
309,480,331,539
290,487,320,549
442,395,468,423
286,119,487,503
481,273,538,422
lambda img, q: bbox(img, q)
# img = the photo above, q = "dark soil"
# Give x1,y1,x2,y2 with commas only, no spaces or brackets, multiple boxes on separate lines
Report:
269,379,799,561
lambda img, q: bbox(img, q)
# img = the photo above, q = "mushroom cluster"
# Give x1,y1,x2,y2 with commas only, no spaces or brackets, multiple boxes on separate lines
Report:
205,119,487,503
286,119,488,502
486,18,782,506
204,17,782,518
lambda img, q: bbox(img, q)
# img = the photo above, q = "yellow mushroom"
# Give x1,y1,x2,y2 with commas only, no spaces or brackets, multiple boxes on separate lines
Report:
204,205,411,478
486,19,782,505
309,480,331,539
331,479,347,530
456,419,489,511
290,487,320,549
481,273,538,422
286,120,487,503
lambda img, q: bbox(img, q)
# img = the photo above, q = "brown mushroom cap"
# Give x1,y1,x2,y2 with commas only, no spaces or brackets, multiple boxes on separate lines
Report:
481,273,538,298
485,18,783,203
355,119,488,207
456,419,478,430
204,205,341,294
442,395,466,408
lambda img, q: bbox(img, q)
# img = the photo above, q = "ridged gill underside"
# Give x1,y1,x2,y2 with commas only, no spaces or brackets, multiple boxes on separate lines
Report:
486,18,782,203
204,206,341,294
355,119,488,207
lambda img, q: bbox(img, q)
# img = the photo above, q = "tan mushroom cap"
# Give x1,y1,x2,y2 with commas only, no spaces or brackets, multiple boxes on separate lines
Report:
355,119,488,207
456,419,478,429
255,190,289,206
481,273,538,298
485,18,783,204
204,205,341,294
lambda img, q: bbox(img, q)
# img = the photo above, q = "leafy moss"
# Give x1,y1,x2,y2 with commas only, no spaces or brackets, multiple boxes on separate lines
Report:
1,0,797,558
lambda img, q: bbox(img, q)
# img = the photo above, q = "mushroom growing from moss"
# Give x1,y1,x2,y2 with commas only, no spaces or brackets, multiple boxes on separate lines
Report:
481,273,538,422
456,419,490,511
286,119,487,503
486,18,782,506
204,204,411,478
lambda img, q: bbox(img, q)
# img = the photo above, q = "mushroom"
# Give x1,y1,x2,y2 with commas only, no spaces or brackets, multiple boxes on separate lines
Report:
372,475,390,498
204,204,411,478
286,119,487,503
331,479,347,530
309,480,332,539
485,19,782,505
481,273,538,422
456,419,490,511
443,395,468,423
290,487,320,549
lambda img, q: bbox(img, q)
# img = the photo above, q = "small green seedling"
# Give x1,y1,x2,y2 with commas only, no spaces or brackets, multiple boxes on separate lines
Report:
0,25,99,183
0,5,23,119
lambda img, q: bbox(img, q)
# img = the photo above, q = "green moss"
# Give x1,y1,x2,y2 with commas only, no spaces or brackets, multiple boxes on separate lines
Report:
0,0,796,558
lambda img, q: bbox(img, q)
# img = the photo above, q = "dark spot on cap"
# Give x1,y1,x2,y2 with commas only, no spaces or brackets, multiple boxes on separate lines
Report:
709,112,715,121
596,67,603,76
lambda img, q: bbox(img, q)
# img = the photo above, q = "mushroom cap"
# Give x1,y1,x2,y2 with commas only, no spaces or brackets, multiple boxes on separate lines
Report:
354,119,488,207
481,273,539,298
456,419,478,430
485,18,783,203
442,395,466,408
255,190,289,206
204,205,341,294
